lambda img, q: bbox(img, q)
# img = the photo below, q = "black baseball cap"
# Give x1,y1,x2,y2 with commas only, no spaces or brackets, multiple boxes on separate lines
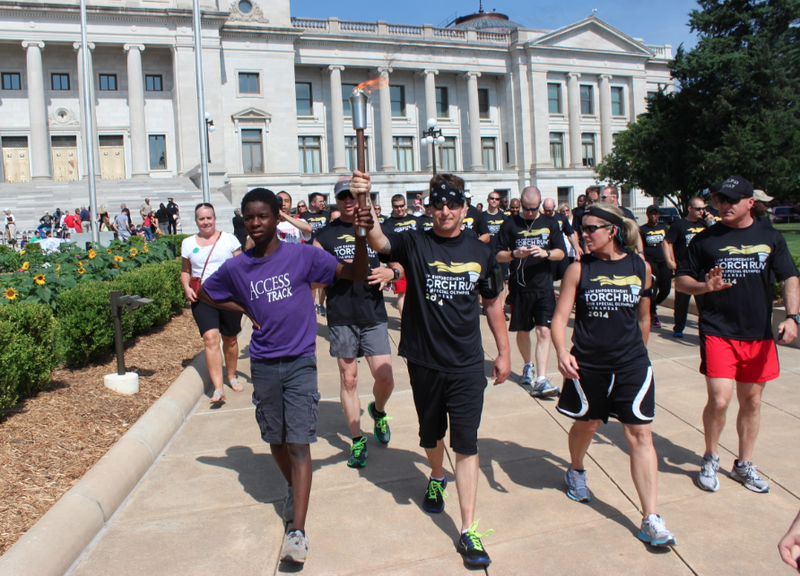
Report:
646,205,660,214
717,176,754,199
334,179,354,200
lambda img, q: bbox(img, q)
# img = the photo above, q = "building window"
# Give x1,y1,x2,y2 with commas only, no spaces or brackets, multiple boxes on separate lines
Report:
436,87,449,118
438,137,456,171
581,133,596,167
51,73,70,91
2,73,21,90
580,85,593,115
241,129,263,173
390,86,405,117
239,73,259,95
478,88,490,119
148,135,167,170
558,187,571,207
296,82,312,115
548,83,561,114
481,137,496,170
145,75,163,92
549,133,564,168
393,136,413,171
345,136,369,172
611,87,624,116
298,136,321,173
98,74,117,91
342,83,357,116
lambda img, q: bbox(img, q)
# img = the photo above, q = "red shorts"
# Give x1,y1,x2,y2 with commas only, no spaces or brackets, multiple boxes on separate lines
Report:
700,335,779,383
393,277,407,294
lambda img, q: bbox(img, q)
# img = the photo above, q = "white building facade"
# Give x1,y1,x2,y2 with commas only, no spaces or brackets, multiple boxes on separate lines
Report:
0,0,673,210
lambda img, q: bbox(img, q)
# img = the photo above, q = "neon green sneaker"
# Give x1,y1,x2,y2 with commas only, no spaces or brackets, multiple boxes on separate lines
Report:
457,519,494,566
368,401,393,445
347,436,368,468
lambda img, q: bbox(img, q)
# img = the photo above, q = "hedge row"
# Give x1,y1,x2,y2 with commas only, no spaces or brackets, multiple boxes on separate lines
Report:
0,259,186,410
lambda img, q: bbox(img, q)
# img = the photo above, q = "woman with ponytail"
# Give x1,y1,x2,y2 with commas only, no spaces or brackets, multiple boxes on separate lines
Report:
550,203,678,547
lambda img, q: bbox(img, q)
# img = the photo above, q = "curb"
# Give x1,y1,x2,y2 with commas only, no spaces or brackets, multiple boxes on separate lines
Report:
0,353,212,576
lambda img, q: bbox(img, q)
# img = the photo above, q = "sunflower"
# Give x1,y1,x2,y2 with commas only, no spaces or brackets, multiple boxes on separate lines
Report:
142,245,149,253
112,263,118,269
3,287,18,300
77,267,85,274
20,250,25,255
88,249,97,259
21,262,29,271
34,274,46,285
56,263,61,271
78,261,85,266
129,248,139,256
113,255,124,263
107,249,113,254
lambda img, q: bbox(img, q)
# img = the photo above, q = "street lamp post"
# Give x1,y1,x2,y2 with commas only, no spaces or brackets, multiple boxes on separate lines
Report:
421,118,445,175
204,112,215,164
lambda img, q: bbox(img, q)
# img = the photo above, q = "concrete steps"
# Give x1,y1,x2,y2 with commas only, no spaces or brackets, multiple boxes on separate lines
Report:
0,177,236,236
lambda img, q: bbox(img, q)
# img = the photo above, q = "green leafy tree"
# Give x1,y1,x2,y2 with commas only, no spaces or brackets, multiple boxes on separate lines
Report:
598,0,800,209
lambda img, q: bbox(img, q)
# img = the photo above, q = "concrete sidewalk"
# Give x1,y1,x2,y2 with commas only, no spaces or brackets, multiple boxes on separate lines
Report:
68,298,800,575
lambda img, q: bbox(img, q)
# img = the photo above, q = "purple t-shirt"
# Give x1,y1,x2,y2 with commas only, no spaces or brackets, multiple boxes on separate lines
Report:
202,242,338,360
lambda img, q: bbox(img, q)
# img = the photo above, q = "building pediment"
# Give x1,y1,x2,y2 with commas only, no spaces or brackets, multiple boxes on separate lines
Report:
232,107,271,121
528,16,653,57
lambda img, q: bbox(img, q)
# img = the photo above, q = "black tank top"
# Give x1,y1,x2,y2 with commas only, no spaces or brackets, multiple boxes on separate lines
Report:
571,252,650,373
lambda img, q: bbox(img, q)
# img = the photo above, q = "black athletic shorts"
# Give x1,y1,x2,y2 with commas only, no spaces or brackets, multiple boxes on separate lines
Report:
556,365,655,425
191,300,243,338
508,290,556,331
407,361,487,456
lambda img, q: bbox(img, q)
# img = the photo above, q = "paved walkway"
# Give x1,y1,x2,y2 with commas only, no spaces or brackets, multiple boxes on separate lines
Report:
68,299,800,575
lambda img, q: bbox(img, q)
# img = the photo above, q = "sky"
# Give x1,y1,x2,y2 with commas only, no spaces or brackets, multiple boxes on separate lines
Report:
291,0,701,51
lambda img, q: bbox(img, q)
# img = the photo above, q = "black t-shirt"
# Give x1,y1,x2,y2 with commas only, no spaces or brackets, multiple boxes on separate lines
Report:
479,211,507,239
375,213,387,225
463,205,481,231
639,223,668,264
571,253,650,372
665,218,707,265
387,228,495,372
620,206,636,221
417,214,434,232
167,202,179,218
553,213,575,237
382,214,419,234
315,219,387,327
495,214,566,293
572,205,587,233
300,210,329,237
677,222,799,340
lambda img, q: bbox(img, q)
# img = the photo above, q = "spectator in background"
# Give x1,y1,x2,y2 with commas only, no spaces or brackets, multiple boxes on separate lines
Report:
156,203,170,235
80,205,91,233
4,208,17,249
751,189,774,226
115,207,133,242
373,203,386,225
508,198,520,217
276,191,313,244
140,198,154,221
167,197,180,234
296,201,308,217
300,191,331,316
232,207,247,249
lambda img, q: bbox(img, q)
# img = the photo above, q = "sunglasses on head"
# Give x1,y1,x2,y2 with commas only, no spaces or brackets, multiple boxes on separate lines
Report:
432,200,463,210
582,224,612,234
521,204,540,211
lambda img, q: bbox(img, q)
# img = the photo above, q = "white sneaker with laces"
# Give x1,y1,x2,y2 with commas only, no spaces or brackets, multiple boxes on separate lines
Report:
531,376,560,397
637,514,677,547
281,529,308,563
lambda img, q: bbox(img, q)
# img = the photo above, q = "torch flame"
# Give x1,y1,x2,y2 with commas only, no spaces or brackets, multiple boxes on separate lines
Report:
354,75,389,95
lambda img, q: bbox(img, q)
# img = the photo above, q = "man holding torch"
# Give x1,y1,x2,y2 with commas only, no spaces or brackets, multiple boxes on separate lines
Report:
352,170,510,567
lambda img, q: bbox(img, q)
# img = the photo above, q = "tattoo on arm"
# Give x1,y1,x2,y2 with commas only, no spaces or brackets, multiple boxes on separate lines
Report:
380,239,392,255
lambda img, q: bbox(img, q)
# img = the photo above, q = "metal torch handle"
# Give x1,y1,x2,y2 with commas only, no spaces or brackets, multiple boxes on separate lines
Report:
356,129,366,237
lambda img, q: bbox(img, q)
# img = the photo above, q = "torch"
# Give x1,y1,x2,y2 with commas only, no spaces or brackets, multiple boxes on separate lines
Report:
349,87,369,237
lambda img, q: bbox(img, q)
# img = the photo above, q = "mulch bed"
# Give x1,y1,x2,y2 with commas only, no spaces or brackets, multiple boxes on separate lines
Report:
0,307,205,555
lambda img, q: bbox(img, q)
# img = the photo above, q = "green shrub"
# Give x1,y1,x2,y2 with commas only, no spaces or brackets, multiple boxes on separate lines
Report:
157,234,193,258
773,255,800,301
0,303,60,411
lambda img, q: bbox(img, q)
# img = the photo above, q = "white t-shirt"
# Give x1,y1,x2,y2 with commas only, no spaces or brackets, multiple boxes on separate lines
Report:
181,231,241,283
277,220,311,244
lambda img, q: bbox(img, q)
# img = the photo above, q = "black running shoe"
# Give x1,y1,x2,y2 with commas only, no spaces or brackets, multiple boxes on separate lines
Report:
347,436,368,468
422,476,448,513
368,401,392,445
456,520,494,566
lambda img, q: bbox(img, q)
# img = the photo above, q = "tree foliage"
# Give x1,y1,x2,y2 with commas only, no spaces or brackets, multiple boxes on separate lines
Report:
597,0,800,211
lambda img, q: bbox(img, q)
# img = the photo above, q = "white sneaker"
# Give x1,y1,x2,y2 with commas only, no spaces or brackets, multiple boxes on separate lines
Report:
281,529,308,563
531,377,560,397
637,514,677,547
520,363,534,385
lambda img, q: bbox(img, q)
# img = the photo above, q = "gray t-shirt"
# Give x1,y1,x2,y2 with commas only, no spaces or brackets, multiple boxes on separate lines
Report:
115,213,131,239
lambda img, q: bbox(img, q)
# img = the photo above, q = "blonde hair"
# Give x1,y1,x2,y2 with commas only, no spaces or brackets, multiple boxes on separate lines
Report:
557,203,570,215
583,203,638,249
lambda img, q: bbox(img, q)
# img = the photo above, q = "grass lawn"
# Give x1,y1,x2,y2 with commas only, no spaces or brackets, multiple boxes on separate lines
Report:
774,222,800,256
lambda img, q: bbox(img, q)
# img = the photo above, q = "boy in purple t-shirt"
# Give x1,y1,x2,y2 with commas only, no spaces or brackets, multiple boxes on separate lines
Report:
199,187,371,564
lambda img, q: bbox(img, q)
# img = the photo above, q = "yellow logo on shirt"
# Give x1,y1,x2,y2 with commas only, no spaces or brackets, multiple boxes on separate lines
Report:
646,230,664,235
688,227,706,234
428,261,482,282
397,219,417,227
591,275,642,287
721,244,772,256
337,234,355,243
519,228,550,237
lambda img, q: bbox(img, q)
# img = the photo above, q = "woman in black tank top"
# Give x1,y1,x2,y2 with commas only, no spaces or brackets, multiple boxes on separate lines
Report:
550,203,678,548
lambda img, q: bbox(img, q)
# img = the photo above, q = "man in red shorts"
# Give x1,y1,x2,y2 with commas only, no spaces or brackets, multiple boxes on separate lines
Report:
676,175,799,494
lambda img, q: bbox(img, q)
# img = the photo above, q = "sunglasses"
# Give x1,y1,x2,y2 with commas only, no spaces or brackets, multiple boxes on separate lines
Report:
521,204,540,212
488,196,501,201
690,205,707,211
582,224,612,234
432,200,463,210
719,196,743,206
392,204,405,208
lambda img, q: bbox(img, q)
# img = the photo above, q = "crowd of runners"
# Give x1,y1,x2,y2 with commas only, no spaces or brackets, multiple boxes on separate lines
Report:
180,171,799,567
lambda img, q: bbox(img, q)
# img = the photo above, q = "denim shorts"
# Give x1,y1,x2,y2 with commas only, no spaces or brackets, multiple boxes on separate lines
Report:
251,355,320,445
328,322,391,358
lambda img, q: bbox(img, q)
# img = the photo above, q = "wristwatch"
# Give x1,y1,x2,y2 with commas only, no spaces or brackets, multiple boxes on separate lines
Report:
545,249,551,259
392,268,401,281
787,314,800,325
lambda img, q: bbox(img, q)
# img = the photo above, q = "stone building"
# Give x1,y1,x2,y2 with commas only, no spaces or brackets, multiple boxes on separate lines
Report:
0,0,672,215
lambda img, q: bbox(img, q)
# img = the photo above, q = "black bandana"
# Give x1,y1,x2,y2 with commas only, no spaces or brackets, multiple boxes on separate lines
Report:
429,181,465,205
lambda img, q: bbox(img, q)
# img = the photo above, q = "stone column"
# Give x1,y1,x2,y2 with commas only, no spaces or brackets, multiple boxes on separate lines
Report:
599,74,613,159
377,66,394,171
125,44,149,178
422,69,438,169
328,65,347,173
567,72,582,168
22,41,51,180
466,71,483,170
74,42,101,178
